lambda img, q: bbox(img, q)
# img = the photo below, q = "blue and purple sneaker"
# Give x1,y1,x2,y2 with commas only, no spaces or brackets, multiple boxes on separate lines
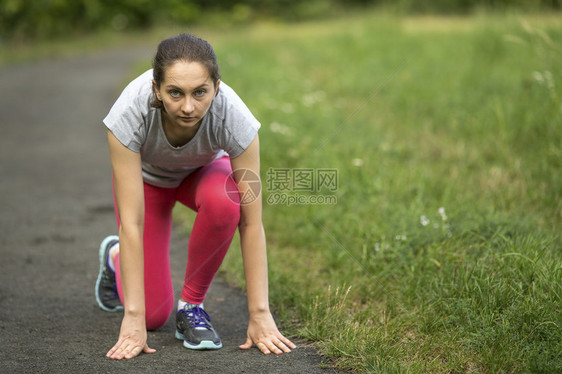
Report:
175,304,222,350
94,235,123,312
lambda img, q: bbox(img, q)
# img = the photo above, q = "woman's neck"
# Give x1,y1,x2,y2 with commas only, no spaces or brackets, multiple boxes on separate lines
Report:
161,115,201,147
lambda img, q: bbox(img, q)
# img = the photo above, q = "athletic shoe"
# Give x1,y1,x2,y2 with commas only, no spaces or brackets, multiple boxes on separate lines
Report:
95,235,123,312
175,305,222,350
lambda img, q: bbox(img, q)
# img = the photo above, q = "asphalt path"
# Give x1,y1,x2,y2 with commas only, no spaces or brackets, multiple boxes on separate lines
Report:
0,47,336,373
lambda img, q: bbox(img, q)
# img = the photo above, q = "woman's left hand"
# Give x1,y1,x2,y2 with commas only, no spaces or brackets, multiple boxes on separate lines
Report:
239,311,297,354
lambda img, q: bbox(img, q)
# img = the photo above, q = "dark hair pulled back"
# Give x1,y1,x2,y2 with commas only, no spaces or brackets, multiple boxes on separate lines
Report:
151,33,220,109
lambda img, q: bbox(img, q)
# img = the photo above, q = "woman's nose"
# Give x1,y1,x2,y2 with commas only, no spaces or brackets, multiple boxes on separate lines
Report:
182,97,194,113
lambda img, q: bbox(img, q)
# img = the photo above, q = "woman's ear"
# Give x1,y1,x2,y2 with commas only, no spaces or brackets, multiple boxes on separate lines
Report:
152,79,162,101
215,80,221,97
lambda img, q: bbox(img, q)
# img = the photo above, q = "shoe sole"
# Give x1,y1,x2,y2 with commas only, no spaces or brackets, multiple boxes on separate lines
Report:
175,330,223,350
94,235,123,312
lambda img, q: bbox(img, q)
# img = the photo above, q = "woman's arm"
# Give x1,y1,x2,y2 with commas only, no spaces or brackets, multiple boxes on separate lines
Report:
105,130,155,360
230,135,297,355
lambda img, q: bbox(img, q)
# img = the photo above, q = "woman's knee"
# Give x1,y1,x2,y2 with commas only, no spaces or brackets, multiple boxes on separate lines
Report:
145,296,174,330
143,264,174,330
199,175,240,224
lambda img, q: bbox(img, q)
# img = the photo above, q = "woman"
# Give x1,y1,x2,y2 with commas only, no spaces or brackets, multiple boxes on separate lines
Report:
95,33,296,360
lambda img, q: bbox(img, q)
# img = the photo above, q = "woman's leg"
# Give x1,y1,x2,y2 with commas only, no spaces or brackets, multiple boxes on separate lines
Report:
113,182,176,330
176,157,240,304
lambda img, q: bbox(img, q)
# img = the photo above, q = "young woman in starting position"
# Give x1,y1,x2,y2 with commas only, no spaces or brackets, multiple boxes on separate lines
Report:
95,33,296,359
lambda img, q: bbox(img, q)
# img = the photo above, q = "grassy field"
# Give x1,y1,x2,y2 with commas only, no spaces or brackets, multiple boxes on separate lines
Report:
177,10,561,373
5,8,559,373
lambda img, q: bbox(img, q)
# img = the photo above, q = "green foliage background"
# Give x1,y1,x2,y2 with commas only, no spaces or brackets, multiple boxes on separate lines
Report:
1,0,560,41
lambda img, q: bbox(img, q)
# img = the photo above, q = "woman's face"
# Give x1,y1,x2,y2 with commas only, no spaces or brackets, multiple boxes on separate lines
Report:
153,60,219,131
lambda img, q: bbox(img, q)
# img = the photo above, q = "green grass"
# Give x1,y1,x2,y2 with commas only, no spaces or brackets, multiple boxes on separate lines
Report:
12,8,559,373
179,10,561,373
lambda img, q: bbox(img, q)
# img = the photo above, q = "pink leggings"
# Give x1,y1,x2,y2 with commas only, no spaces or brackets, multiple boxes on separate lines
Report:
113,157,240,330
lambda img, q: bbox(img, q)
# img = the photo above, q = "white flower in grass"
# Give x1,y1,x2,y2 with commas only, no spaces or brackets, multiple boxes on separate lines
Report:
281,103,294,113
302,91,326,107
395,235,407,241
420,215,430,227
375,243,381,252
352,158,364,167
533,70,555,91
532,71,544,84
270,122,293,136
438,207,447,221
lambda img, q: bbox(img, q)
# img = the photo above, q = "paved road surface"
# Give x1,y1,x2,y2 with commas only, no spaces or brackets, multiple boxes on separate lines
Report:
0,48,336,373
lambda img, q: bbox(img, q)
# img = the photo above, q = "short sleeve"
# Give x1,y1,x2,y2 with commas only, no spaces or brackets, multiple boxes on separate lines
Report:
212,83,261,158
102,70,154,152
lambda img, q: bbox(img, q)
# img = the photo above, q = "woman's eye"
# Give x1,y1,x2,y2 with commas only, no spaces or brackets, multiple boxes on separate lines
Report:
194,89,206,97
169,90,181,98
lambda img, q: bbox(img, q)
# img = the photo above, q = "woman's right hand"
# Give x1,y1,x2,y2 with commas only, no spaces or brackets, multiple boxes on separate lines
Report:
106,130,152,360
106,313,156,360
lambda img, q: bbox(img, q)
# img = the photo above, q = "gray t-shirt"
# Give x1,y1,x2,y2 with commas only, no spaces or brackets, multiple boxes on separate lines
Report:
103,69,260,188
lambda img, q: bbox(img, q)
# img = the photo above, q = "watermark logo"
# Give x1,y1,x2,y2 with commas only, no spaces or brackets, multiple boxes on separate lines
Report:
266,192,337,206
226,168,261,205
227,167,338,206
266,168,338,192
266,167,338,206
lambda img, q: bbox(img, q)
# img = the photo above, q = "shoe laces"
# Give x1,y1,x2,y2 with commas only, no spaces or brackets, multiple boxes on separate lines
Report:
181,305,212,329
